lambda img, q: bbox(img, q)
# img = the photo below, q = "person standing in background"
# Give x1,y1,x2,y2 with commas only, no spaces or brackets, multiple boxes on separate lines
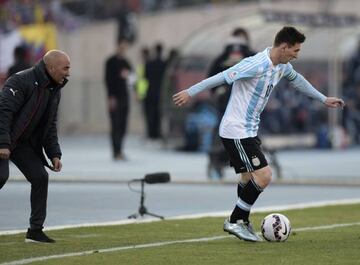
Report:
135,47,150,102
207,28,255,180
135,47,150,138
7,45,32,77
104,39,133,160
145,43,166,140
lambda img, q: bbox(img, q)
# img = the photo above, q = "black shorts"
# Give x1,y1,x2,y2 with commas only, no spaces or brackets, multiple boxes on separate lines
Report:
220,136,268,173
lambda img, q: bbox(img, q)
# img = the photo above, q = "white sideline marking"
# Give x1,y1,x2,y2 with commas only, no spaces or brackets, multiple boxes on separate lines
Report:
1,198,360,236
1,222,360,265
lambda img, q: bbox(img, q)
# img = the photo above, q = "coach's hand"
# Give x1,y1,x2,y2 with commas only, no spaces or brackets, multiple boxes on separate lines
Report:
324,97,345,109
51,157,62,172
0,148,10,160
173,90,191,107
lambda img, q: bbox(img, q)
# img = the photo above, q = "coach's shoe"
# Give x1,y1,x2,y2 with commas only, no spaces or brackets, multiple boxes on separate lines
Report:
223,219,260,242
245,221,263,242
25,228,56,243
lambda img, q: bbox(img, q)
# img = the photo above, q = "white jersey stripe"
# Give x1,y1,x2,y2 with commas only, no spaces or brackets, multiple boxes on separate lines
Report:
220,47,294,139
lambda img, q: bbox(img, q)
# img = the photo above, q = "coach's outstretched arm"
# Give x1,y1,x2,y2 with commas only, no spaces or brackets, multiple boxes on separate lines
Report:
173,72,226,106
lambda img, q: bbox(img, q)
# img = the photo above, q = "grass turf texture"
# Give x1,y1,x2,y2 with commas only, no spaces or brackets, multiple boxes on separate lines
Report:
1,204,359,265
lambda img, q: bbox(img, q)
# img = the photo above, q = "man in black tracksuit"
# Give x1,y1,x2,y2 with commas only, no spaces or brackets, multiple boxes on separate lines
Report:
0,50,70,243
144,43,166,140
105,39,132,160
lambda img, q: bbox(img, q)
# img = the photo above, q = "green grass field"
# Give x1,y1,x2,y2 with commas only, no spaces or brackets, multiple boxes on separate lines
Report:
1,204,360,265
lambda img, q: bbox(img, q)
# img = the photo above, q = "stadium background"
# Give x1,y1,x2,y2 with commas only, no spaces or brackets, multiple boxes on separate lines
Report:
1,0,360,240
1,0,359,147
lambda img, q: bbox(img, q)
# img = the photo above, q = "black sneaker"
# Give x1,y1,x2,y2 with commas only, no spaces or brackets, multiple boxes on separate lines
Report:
25,229,56,243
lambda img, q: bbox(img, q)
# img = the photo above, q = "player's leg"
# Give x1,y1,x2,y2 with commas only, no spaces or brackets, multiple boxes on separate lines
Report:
234,166,272,223
237,172,252,197
222,137,268,241
10,142,55,243
0,158,9,189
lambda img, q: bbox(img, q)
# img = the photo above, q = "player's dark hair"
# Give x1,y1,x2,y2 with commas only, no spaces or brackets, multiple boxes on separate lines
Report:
274,27,305,47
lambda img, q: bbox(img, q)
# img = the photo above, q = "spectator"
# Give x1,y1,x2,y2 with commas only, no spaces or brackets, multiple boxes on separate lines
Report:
104,39,133,160
207,27,255,179
145,42,166,140
8,45,31,77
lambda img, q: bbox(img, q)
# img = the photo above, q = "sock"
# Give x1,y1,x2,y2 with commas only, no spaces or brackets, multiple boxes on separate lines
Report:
237,181,247,197
230,178,263,223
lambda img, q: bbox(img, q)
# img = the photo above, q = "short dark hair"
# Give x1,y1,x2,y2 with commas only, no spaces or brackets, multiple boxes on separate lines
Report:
274,26,306,47
232,27,249,41
14,45,27,60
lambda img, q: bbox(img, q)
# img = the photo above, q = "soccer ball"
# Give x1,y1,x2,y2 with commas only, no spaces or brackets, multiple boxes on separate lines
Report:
261,213,291,242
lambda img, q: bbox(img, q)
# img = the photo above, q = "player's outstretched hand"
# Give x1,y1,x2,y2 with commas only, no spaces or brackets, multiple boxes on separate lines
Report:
173,90,190,107
324,97,345,109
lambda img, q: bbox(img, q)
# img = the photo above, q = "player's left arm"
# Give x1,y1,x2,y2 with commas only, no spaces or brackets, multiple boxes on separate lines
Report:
285,66,345,109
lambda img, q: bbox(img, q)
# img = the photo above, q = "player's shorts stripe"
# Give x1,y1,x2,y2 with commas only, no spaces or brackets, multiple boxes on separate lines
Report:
234,139,254,172
235,139,253,172
234,139,251,171
237,139,254,171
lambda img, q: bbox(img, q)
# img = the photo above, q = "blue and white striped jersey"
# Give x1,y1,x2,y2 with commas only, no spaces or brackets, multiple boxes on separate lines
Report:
185,47,326,139
220,47,298,139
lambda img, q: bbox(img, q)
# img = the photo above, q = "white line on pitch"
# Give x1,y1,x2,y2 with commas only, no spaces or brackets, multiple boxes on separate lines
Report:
2,198,360,236
1,221,360,265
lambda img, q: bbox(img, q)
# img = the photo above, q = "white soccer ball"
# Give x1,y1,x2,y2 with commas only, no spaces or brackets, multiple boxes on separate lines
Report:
261,213,291,242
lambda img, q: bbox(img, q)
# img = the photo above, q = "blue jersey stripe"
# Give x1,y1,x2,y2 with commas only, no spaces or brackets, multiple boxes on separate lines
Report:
244,60,269,134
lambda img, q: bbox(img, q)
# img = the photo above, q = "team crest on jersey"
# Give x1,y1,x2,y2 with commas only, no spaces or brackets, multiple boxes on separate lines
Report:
251,156,260,167
228,71,238,79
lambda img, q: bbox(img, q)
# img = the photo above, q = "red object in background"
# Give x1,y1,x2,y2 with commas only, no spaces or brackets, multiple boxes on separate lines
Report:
174,69,210,101
0,72,7,88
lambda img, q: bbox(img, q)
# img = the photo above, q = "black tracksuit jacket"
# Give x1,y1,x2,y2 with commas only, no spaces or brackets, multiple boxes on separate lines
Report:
0,60,66,168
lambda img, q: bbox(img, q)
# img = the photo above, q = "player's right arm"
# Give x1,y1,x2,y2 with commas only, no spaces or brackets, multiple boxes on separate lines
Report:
173,72,225,107
173,55,259,107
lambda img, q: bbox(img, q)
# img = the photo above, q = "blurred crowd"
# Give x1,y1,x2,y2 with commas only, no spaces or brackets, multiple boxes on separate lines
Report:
0,0,246,27
342,40,360,145
1,1,359,151
0,0,78,33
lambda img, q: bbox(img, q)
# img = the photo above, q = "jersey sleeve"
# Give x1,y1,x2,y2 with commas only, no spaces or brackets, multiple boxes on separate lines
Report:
283,63,298,81
186,72,226,97
289,73,327,103
222,56,259,84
